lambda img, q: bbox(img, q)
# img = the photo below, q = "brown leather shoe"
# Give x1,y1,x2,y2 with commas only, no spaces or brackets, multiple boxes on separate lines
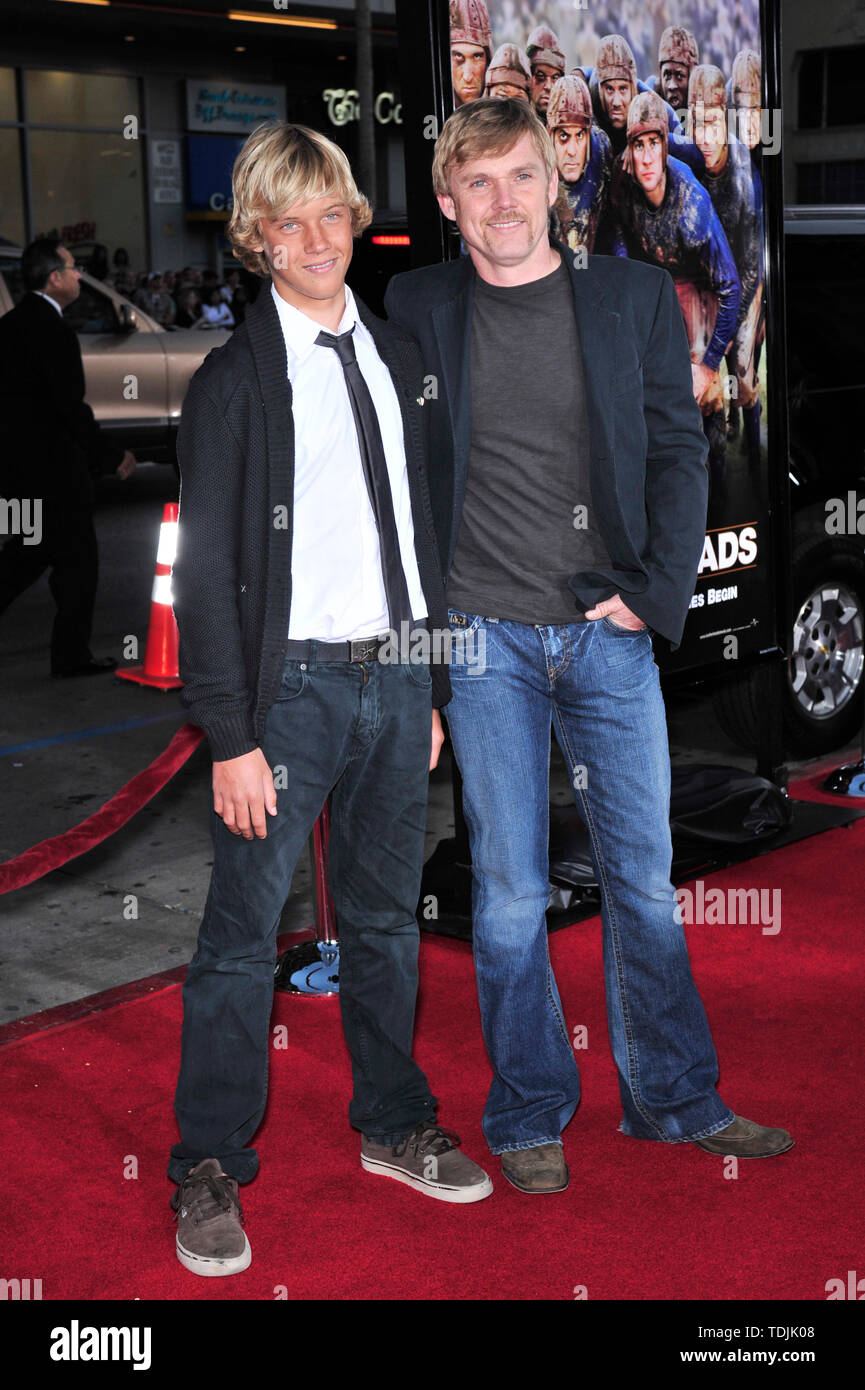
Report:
693,1114,794,1158
501,1142,569,1193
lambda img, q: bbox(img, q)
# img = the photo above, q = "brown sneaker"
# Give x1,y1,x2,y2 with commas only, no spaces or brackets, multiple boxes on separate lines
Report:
501,1142,569,1194
170,1158,251,1276
361,1123,493,1204
692,1114,794,1158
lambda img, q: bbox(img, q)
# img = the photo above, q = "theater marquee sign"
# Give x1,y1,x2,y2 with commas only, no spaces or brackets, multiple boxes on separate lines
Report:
322,89,403,126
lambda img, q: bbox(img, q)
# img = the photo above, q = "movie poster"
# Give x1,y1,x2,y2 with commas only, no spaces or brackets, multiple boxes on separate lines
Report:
447,1,773,671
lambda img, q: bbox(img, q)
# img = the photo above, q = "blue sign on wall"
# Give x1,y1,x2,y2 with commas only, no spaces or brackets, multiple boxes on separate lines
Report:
185,134,246,213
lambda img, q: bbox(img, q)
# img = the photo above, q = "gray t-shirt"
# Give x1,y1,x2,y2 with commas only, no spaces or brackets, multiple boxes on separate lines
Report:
446,257,612,624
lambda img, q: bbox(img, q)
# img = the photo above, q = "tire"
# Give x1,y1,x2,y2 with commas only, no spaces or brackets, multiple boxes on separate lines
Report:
713,531,865,757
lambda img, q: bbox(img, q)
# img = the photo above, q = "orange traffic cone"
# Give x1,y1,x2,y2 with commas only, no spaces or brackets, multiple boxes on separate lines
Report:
116,502,183,691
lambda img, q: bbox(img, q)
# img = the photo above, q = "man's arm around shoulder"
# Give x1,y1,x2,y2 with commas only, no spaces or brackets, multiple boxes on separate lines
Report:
383,271,412,332
384,262,450,332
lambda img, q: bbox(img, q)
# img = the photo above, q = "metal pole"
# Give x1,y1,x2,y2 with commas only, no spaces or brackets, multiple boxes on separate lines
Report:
273,802,340,996
356,0,377,205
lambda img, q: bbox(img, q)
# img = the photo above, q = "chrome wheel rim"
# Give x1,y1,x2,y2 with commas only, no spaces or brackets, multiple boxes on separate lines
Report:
788,581,864,721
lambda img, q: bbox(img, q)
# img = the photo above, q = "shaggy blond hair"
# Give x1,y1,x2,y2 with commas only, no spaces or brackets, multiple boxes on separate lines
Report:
432,97,556,197
227,121,373,276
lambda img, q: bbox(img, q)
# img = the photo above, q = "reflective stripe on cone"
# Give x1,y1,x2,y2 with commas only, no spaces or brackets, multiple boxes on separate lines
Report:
116,501,184,691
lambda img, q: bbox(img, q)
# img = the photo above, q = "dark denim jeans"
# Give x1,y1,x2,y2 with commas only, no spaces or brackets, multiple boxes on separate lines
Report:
168,649,438,1185
443,611,735,1156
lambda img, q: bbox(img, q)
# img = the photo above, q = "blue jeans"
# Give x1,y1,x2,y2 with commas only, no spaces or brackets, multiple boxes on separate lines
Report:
443,611,735,1156
168,650,438,1185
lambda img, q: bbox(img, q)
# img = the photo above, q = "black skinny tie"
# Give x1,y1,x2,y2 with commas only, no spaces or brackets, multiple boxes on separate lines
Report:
315,325,413,638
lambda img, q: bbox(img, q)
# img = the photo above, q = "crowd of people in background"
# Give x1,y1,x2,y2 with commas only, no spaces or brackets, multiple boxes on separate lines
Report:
101,249,257,330
490,0,758,78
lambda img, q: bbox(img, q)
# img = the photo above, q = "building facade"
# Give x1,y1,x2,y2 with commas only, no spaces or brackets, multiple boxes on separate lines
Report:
782,0,865,205
0,0,403,276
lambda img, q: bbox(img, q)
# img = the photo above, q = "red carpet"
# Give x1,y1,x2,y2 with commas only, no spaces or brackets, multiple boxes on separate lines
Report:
2,801,862,1301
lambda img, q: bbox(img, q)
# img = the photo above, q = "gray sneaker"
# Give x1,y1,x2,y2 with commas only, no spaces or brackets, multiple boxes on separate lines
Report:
361,1123,493,1204
171,1158,252,1277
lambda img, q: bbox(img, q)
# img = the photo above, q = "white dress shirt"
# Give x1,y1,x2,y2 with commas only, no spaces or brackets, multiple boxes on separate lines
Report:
201,300,234,327
270,279,427,642
35,291,63,316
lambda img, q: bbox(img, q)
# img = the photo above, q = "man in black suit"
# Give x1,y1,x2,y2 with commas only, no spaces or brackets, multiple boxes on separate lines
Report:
0,239,136,675
167,122,491,1278
385,99,792,1193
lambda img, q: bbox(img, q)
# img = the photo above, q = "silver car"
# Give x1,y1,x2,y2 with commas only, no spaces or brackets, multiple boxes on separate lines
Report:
0,244,231,465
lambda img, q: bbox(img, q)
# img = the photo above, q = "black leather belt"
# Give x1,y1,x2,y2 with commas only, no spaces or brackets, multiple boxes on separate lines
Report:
283,635,387,664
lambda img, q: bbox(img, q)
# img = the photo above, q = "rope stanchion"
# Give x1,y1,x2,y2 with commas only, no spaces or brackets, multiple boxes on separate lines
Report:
274,796,340,998
2,718,338,1001
0,723,204,895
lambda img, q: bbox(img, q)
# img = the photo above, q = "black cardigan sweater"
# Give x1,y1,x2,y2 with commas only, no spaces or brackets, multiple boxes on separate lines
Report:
172,279,452,763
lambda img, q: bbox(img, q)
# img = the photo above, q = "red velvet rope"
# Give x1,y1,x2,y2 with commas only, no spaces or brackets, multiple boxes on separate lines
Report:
0,722,205,895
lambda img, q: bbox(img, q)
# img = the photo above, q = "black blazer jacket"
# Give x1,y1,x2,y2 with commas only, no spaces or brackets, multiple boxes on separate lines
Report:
0,291,123,505
384,240,709,648
171,279,452,764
